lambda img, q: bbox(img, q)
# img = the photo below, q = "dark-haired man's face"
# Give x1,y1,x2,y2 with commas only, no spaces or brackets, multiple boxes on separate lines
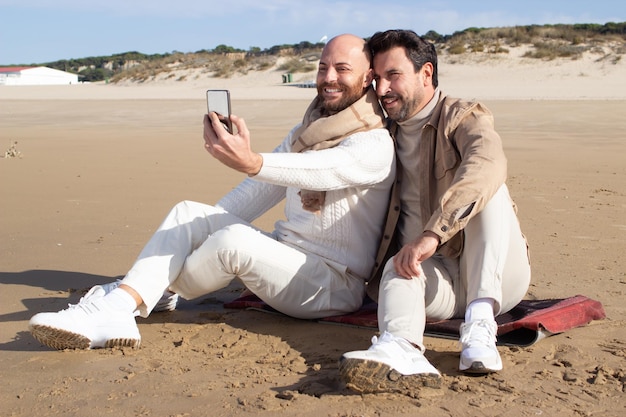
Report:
372,46,433,122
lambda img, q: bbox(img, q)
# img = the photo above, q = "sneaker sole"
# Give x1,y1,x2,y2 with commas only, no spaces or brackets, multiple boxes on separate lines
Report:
153,304,177,313
339,358,441,396
153,294,179,312
459,360,502,374
30,325,140,350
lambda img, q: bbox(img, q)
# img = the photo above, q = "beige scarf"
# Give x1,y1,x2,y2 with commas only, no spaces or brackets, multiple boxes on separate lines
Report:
292,87,386,212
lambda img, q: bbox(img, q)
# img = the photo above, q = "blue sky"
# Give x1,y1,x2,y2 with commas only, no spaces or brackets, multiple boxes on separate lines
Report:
1,0,624,65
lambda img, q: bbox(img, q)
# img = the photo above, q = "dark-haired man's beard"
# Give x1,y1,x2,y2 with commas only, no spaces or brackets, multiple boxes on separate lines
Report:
318,81,365,114
382,94,419,122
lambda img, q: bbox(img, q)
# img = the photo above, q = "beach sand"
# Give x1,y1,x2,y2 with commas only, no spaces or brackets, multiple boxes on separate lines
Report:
1,52,625,416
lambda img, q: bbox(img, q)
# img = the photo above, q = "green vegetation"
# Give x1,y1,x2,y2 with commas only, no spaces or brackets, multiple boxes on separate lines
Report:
438,22,626,59
28,22,626,83
45,51,169,82
277,58,317,73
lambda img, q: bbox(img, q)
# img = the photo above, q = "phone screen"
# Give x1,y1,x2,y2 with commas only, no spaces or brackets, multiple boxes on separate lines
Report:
206,89,232,132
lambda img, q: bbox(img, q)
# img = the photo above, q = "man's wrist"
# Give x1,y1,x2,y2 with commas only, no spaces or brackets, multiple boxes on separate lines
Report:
422,230,441,244
246,154,263,176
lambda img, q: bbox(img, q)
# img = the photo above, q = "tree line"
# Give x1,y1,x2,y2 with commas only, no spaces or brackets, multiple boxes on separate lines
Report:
32,22,626,82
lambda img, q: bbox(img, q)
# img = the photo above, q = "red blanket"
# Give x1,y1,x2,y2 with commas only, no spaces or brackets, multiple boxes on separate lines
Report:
224,294,606,346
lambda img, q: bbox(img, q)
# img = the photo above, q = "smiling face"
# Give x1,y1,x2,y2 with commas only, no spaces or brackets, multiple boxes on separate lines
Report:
373,46,435,122
315,34,373,113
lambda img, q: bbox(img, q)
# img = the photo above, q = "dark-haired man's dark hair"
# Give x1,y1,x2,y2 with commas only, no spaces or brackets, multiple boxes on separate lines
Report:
368,29,438,88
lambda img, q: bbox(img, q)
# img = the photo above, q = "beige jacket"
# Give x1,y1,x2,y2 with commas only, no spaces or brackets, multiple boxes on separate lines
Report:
367,93,511,298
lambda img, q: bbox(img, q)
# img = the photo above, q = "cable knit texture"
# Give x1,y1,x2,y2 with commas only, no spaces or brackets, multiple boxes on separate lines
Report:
291,87,385,212
216,127,395,279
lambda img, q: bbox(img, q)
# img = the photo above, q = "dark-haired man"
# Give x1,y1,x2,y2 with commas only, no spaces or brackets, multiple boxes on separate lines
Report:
340,29,531,394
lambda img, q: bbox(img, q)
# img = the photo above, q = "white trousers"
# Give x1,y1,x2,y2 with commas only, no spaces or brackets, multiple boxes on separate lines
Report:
122,201,365,318
377,185,531,350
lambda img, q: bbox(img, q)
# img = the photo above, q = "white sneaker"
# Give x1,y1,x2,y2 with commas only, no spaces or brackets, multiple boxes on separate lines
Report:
154,289,179,312
96,280,179,312
29,296,141,350
339,331,441,395
459,319,502,373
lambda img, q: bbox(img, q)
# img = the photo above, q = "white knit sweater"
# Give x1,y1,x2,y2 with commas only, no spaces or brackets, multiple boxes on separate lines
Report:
216,124,395,279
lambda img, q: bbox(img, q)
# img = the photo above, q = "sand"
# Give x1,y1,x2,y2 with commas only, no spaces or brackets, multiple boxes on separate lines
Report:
1,49,625,417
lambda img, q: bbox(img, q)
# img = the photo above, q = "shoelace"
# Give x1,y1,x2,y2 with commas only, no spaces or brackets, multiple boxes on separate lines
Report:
66,295,88,310
66,298,102,314
67,292,101,314
460,320,497,347
369,331,400,349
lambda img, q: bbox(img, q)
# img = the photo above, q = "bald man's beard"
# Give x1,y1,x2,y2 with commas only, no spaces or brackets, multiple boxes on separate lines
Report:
317,81,366,114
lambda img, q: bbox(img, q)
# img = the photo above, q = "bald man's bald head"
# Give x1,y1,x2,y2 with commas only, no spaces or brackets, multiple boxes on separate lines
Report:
322,34,372,72
316,34,373,113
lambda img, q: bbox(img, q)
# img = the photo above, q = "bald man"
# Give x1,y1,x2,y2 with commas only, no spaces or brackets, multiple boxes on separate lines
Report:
30,34,396,351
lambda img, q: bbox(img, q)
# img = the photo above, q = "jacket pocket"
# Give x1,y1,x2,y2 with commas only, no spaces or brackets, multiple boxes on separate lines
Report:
434,148,459,179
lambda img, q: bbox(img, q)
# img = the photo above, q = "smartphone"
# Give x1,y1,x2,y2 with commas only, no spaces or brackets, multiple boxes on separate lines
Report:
206,89,232,132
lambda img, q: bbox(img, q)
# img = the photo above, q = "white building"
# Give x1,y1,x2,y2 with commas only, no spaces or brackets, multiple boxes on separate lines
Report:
0,66,79,85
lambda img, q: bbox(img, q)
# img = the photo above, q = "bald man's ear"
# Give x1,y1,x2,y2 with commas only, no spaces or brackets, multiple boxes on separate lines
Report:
364,68,374,87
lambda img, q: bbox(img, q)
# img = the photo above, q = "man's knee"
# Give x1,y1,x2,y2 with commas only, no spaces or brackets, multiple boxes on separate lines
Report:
169,200,207,221
174,200,213,215
210,223,264,251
